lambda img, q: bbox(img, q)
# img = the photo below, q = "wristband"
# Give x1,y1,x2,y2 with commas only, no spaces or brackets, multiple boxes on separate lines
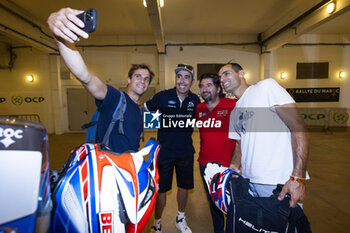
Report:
290,175,306,184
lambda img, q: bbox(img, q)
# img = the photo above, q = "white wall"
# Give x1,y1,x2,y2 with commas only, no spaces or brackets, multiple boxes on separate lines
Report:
266,34,350,126
267,34,350,109
164,43,260,95
0,47,55,132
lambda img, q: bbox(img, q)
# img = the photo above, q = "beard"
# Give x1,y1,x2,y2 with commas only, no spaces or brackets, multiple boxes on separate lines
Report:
202,92,215,103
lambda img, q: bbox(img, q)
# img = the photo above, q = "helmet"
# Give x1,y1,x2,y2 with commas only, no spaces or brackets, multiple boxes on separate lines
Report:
203,162,234,214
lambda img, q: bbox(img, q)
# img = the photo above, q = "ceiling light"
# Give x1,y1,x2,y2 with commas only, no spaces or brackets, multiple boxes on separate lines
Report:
327,2,336,14
339,71,345,79
27,75,34,82
143,0,164,8
280,72,287,79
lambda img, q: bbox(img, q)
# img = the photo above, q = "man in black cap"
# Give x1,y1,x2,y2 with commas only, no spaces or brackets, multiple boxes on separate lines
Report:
144,64,200,233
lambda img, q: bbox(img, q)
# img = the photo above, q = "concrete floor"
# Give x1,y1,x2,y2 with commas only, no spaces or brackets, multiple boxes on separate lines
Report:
48,129,350,233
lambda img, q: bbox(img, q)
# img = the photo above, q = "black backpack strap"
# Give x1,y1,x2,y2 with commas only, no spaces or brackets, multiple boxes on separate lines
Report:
102,91,126,146
81,106,102,130
81,120,98,129
117,92,126,135
139,107,144,142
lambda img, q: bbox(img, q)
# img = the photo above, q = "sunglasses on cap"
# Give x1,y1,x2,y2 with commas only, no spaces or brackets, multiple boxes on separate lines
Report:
177,64,194,72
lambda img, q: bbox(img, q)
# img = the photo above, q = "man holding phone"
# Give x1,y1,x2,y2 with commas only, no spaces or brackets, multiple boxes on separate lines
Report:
47,8,154,153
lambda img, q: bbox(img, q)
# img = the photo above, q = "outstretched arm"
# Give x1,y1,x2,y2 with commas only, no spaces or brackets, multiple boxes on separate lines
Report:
276,103,309,208
47,8,107,100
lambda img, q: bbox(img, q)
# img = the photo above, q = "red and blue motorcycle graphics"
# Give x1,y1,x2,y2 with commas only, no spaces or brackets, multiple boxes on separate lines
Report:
51,139,160,233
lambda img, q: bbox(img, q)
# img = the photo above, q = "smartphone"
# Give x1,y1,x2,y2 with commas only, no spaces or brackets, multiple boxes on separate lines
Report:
77,8,97,33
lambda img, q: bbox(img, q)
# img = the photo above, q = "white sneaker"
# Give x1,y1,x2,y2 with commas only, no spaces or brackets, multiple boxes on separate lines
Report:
175,216,192,233
151,224,162,233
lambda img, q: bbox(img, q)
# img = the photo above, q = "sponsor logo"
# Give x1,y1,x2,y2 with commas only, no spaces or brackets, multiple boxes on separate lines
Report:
217,110,229,117
198,112,204,118
0,127,23,148
333,112,349,124
238,217,277,233
187,101,194,111
301,113,326,120
144,110,161,129
24,97,45,103
11,96,45,105
167,105,177,108
168,100,176,105
11,96,23,105
0,97,6,103
99,211,114,233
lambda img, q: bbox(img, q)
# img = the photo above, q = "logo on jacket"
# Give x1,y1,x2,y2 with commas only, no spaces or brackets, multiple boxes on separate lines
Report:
217,110,229,117
198,112,207,118
0,127,23,148
167,100,177,108
187,101,195,111
144,110,161,129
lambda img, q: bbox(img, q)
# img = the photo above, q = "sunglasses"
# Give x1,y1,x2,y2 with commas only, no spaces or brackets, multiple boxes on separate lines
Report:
177,64,194,72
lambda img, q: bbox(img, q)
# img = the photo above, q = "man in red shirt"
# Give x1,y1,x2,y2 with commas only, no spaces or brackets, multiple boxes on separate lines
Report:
195,73,237,233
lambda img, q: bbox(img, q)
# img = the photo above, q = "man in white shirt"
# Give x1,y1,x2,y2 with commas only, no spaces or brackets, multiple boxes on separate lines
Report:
219,62,309,208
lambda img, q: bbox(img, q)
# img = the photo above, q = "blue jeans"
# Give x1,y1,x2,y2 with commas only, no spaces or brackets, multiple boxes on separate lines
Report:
249,183,277,197
199,164,225,233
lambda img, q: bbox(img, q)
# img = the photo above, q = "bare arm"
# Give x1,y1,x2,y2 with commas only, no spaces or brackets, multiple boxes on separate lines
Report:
276,103,309,207
229,139,241,173
47,8,107,100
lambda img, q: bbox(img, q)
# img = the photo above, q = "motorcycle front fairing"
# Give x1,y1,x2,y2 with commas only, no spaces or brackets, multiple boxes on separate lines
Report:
51,139,160,233
0,117,51,233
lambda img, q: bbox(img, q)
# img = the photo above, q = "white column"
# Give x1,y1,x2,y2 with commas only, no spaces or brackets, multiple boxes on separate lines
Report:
260,52,271,80
49,55,66,134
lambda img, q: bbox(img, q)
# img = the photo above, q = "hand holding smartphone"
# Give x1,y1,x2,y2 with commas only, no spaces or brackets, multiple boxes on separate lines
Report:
77,8,97,33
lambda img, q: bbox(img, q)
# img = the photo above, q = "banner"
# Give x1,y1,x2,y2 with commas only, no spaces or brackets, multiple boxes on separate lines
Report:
286,87,340,102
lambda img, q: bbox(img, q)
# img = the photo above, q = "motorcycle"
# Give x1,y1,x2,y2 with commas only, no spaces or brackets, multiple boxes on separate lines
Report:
0,117,51,233
0,117,160,233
